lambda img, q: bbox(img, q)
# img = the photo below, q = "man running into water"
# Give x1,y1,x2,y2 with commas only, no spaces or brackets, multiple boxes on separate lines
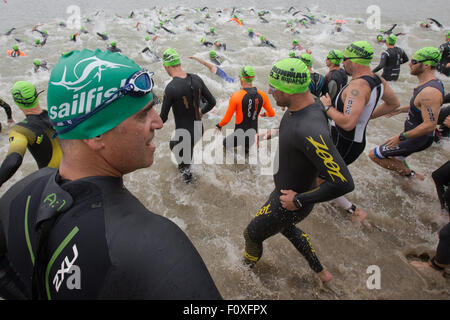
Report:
216,66,275,153
372,34,409,81
160,49,216,183
189,55,235,83
0,49,222,300
244,58,354,283
369,47,444,179
437,31,450,76
0,81,61,189
320,41,400,222
324,49,348,105
0,96,14,132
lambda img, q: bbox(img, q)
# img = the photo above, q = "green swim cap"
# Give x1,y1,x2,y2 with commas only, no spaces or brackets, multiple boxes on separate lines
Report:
248,28,253,33
47,49,153,139
209,50,216,58
11,81,40,109
327,49,343,64
33,59,41,66
12,45,19,51
240,65,255,83
377,34,384,42
145,35,150,41
446,31,450,38
200,37,205,43
343,41,374,66
412,47,441,67
110,41,116,47
35,38,40,44
293,39,299,45
300,53,313,68
162,48,180,67
268,58,310,94
210,27,215,32
260,35,265,42
43,30,48,35
289,51,296,58
386,34,396,45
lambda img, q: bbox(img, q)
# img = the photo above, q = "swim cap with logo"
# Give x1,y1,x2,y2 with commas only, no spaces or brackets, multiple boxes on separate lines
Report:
300,53,313,67
412,47,441,67
47,49,153,140
386,34,396,45
268,58,310,94
162,48,180,67
240,65,255,83
209,50,216,58
344,41,374,66
11,81,40,109
327,49,343,64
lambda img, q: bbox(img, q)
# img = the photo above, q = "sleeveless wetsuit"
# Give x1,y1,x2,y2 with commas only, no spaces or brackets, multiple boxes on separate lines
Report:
160,73,216,169
374,79,444,159
309,72,327,98
244,102,354,272
331,74,384,165
324,69,348,106
0,168,222,300
372,47,409,81
218,88,274,152
0,110,62,188
437,41,450,76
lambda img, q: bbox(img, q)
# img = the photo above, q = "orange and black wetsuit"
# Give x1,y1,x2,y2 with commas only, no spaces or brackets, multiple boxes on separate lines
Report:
217,87,275,153
0,110,61,188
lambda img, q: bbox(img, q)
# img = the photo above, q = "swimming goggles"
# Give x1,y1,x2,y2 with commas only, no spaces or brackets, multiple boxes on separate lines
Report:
12,89,44,106
410,59,437,65
54,69,154,136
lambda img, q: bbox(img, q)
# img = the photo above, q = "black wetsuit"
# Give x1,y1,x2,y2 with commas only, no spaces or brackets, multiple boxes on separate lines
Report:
0,97,13,132
244,102,354,273
0,168,222,300
331,75,384,165
437,104,450,138
372,47,409,81
309,72,327,98
324,68,348,106
437,41,450,76
106,46,121,53
160,74,216,171
258,40,276,49
0,111,61,188
97,33,108,40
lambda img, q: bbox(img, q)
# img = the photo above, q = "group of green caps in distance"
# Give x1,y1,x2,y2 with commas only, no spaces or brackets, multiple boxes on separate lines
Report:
8,40,443,140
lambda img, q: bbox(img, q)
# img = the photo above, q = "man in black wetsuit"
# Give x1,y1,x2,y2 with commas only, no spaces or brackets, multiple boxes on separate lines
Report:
0,96,14,132
320,41,400,222
369,47,444,179
324,49,348,106
0,81,61,189
160,48,216,183
437,31,450,77
0,49,222,300
300,53,327,98
106,41,121,53
245,58,355,283
372,34,409,81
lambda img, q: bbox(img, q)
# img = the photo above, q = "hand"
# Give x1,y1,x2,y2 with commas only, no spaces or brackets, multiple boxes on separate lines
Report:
306,48,312,54
443,115,450,128
320,93,332,108
214,127,221,135
280,190,299,211
384,134,401,148
384,109,403,118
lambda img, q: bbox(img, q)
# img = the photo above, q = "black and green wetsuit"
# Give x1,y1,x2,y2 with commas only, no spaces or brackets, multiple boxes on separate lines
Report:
0,110,61,188
244,102,354,272
0,168,222,299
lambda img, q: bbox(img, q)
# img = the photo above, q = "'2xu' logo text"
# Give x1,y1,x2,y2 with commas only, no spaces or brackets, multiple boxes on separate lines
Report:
53,244,81,292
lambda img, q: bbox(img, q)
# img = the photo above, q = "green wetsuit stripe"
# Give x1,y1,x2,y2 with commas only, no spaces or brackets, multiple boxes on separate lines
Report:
45,226,79,300
24,195,35,265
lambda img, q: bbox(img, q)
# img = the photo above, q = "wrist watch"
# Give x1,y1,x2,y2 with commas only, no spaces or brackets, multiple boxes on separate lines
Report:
294,195,303,209
398,132,408,141
324,105,331,113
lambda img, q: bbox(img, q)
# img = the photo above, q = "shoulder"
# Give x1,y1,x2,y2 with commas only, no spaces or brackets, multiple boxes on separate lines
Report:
256,89,269,99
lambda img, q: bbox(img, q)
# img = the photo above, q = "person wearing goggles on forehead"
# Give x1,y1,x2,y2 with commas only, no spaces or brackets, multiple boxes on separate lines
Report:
320,41,400,223
369,47,444,180
0,49,222,300
372,34,409,82
0,81,61,189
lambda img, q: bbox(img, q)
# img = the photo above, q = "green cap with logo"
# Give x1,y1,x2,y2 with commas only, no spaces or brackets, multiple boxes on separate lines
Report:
47,49,153,140
386,34,396,45
268,58,310,94
240,65,255,83
300,53,313,67
162,48,180,67
344,40,374,66
11,81,40,109
327,49,343,64
412,47,441,67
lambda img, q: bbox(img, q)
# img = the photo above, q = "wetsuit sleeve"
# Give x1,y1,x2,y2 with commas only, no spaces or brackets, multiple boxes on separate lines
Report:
0,99,12,120
372,52,387,73
295,130,354,205
159,87,173,123
218,93,238,128
327,80,338,102
0,130,29,187
401,49,409,64
260,91,275,117
198,77,216,115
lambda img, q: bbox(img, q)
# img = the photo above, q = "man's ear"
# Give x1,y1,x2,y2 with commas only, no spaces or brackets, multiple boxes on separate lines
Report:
82,135,105,151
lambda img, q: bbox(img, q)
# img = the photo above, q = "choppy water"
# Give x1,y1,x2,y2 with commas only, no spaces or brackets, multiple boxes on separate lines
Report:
0,1,449,299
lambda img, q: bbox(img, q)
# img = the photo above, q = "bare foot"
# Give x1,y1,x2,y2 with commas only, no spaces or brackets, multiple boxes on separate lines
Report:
318,269,333,283
350,208,368,223
412,172,425,181
409,261,431,269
